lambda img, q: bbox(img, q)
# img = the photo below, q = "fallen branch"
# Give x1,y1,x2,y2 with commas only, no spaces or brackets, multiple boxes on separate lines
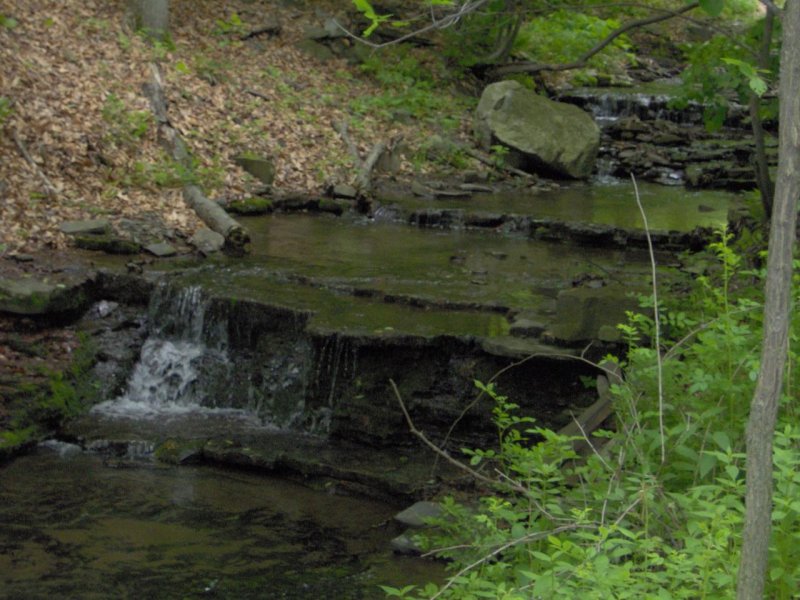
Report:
462,146,536,180
332,120,395,200
142,63,249,253
12,130,58,198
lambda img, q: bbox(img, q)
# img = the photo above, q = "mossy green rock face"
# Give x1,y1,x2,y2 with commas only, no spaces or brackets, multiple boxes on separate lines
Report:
475,80,600,179
233,155,276,186
0,276,90,315
74,234,141,255
550,284,642,343
227,197,273,215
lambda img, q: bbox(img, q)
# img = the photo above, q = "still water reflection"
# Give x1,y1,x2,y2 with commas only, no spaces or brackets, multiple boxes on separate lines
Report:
0,447,439,599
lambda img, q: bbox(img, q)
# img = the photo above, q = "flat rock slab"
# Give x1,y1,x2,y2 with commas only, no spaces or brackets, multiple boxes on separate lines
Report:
144,242,177,257
60,219,111,235
189,228,225,255
0,274,92,315
394,501,443,527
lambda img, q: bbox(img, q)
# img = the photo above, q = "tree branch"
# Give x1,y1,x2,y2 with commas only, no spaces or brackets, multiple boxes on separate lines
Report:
492,1,700,76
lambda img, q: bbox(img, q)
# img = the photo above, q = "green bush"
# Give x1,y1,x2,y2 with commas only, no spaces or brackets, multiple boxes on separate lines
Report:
513,10,634,85
383,231,800,599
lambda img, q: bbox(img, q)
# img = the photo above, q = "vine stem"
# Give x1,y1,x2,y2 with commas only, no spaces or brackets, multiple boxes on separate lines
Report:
630,173,665,464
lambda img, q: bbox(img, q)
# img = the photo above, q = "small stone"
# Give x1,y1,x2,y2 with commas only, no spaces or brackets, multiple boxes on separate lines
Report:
190,228,225,255
331,184,357,199
394,501,442,528
390,533,423,555
60,219,111,235
233,154,275,185
144,242,177,257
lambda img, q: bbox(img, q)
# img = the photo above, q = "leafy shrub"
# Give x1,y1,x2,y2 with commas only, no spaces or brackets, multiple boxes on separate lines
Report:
383,231,800,599
513,10,634,85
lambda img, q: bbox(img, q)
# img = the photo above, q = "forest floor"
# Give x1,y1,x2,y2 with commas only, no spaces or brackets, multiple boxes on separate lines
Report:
0,0,470,255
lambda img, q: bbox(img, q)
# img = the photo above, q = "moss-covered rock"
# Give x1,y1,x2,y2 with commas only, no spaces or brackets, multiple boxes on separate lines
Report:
227,197,274,215
74,234,141,255
0,276,90,315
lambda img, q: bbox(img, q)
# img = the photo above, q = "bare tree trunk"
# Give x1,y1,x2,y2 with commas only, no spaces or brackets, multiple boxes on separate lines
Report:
749,7,775,218
737,1,800,597
129,0,169,42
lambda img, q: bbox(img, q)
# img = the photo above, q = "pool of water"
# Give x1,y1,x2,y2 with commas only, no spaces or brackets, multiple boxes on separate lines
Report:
0,447,441,599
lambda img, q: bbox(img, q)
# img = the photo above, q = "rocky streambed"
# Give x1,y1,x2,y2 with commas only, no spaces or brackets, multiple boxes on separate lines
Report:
0,178,742,596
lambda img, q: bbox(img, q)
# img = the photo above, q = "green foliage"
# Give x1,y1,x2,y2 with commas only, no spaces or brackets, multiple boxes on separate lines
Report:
0,96,12,133
101,93,151,147
352,46,471,123
677,18,780,131
513,10,634,83
389,233,800,599
213,12,245,37
193,55,232,85
0,14,18,29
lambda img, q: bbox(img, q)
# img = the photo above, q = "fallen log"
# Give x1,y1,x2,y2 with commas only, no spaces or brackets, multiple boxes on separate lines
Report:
142,63,249,253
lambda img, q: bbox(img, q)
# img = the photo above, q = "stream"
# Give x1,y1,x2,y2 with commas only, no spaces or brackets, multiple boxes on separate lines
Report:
0,445,440,599
1,85,749,597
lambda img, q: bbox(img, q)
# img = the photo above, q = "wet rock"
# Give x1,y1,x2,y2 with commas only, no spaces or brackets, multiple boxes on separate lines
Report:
74,234,141,255
509,315,546,338
227,197,273,215
390,533,423,555
144,242,177,257
395,500,442,527
475,81,600,179
190,228,225,255
550,283,643,344
59,219,111,235
0,275,91,315
330,184,358,199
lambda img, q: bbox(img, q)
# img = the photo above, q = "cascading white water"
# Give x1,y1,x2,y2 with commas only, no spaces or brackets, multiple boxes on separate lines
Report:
92,284,252,420
92,338,208,417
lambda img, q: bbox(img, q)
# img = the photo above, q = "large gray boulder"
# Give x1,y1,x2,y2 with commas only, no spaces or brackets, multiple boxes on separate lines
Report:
475,81,600,179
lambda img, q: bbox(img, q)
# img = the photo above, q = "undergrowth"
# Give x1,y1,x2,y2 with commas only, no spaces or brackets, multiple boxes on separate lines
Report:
383,230,800,599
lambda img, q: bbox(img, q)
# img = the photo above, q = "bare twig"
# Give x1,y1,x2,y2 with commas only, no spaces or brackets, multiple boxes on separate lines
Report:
430,523,585,600
12,130,58,198
244,88,270,102
462,146,536,180
332,0,493,49
389,379,525,493
630,173,665,464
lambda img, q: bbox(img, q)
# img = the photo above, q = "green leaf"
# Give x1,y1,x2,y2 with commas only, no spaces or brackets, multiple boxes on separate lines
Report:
698,452,717,478
712,431,731,451
699,0,725,16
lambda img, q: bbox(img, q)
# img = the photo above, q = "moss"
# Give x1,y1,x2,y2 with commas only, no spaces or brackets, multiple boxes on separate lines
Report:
154,438,205,464
74,234,142,255
227,197,273,215
0,332,101,460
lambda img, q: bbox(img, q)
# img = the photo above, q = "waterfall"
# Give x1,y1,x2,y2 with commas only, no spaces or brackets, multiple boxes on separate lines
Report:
91,283,237,419
91,282,313,430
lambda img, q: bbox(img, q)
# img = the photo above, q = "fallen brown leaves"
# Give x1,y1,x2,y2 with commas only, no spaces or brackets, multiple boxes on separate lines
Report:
0,0,450,254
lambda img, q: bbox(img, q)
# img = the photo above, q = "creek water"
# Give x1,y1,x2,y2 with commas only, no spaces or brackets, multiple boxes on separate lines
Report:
0,446,440,599
1,176,743,598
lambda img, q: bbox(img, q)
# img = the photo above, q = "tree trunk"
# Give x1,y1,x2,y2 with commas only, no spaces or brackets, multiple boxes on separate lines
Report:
736,1,800,598
749,7,775,218
130,0,169,42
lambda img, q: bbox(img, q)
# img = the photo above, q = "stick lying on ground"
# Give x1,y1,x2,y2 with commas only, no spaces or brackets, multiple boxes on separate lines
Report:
142,63,249,253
